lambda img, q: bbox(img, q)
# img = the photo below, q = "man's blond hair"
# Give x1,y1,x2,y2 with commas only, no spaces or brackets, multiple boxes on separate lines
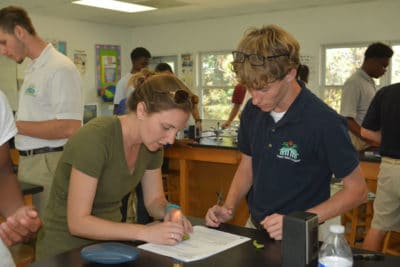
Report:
233,24,300,90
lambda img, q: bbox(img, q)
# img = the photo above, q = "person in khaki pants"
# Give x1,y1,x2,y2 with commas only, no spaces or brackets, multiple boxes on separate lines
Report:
361,83,400,252
0,6,82,214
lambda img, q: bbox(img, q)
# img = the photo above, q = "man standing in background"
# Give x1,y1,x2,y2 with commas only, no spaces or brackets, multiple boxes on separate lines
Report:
361,82,400,252
113,47,151,114
0,6,82,213
340,42,393,151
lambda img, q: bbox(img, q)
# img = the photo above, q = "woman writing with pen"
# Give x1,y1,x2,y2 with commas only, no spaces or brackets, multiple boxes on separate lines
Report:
35,73,193,260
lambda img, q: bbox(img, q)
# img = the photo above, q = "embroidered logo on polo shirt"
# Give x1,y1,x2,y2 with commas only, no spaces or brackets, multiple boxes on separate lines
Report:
277,140,300,162
24,85,36,97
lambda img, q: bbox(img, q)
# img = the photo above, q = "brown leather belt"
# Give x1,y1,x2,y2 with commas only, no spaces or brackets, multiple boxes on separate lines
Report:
19,146,64,156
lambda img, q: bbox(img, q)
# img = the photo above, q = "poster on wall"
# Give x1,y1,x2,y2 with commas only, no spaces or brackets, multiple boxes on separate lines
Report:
95,44,121,103
73,50,87,75
180,54,194,89
47,39,67,55
83,103,98,124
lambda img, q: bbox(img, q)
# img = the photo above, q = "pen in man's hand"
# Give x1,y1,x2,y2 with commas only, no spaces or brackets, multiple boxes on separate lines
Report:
216,192,223,206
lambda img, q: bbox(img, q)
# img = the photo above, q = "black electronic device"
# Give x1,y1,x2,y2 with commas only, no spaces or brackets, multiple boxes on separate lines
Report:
188,125,197,140
282,211,319,267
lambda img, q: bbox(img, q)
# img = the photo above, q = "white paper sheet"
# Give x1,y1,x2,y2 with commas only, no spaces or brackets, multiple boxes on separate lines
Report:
138,225,250,262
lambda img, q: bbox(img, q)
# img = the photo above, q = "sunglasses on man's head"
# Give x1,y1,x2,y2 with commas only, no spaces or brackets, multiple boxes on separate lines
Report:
232,51,289,66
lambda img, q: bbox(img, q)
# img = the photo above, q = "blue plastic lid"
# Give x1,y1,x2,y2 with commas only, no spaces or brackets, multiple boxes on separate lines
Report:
80,242,139,264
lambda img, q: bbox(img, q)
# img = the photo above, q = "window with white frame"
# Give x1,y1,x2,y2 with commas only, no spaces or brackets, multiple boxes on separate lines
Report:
199,51,237,120
322,44,367,113
321,42,400,113
390,45,400,83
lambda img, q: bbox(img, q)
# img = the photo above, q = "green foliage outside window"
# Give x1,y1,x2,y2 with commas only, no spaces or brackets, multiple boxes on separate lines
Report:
200,52,237,120
323,46,366,112
325,47,365,86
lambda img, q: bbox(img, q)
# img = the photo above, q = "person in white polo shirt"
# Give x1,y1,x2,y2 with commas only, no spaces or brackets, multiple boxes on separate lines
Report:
0,6,82,213
340,42,393,151
113,47,151,114
0,90,41,267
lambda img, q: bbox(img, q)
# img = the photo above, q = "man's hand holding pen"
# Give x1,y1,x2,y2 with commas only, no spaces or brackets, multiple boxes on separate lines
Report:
205,192,234,227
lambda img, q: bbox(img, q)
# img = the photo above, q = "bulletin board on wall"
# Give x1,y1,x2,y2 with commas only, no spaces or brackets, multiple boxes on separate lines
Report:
180,53,194,89
47,39,67,55
95,44,121,103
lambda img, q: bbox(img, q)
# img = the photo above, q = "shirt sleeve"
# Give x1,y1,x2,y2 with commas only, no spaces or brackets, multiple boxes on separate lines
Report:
0,91,17,145
62,122,109,179
321,117,359,179
237,100,253,156
340,79,359,119
231,84,247,105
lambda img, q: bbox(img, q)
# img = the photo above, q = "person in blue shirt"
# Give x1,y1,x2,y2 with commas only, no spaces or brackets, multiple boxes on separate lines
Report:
205,24,368,240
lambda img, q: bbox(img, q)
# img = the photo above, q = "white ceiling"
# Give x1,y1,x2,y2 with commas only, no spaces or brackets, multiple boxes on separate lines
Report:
0,0,380,28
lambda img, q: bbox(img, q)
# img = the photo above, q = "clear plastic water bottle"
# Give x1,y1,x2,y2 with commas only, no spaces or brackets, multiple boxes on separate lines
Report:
318,224,353,267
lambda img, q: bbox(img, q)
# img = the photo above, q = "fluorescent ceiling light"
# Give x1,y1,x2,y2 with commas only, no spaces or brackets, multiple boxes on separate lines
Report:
72,0,156,13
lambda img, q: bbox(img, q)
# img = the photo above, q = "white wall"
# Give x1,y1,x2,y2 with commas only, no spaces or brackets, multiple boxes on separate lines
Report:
129,0,400,98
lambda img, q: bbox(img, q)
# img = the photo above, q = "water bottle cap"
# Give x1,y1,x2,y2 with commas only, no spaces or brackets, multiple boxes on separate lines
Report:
329,224,345,234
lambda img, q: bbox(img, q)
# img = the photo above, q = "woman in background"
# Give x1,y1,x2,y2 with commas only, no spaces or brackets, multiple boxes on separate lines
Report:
36,74,193,259
296,64,309,84
155,63,202,131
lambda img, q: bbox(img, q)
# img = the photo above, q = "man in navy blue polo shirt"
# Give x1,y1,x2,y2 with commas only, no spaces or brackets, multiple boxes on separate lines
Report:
205,24,368,240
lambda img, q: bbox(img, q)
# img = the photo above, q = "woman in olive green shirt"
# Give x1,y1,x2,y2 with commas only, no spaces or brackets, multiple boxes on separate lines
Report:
36,73,194,259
